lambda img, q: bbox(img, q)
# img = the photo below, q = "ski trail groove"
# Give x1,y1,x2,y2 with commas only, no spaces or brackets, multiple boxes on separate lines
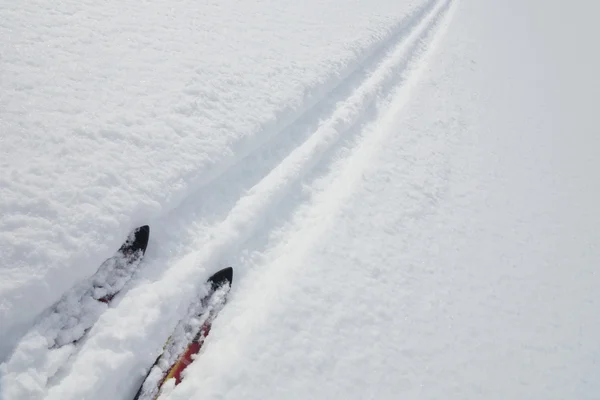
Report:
172,2,458,397
167,0,440,206
209,0,453,262
200,0,456,285
131,0,444,283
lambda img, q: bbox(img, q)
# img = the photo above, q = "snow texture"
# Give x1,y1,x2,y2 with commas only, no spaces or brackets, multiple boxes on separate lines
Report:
2,0,600,399
0,0,422,356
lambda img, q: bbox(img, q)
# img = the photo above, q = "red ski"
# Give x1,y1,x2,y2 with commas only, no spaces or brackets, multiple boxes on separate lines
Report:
133,267,233,400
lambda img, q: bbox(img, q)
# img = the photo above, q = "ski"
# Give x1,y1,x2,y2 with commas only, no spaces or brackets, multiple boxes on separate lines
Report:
133,267,233,400
93,225,150,304
1,225,151,398
52,224,151,347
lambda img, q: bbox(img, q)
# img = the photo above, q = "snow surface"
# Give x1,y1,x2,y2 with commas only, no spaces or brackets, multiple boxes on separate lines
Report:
2,0,600,398
0,0,423,357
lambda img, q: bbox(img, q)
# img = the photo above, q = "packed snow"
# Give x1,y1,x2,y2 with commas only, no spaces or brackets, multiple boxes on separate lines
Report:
1,0,599,399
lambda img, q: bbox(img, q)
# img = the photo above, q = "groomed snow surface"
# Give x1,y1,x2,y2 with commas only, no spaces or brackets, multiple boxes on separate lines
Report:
1,0,599,399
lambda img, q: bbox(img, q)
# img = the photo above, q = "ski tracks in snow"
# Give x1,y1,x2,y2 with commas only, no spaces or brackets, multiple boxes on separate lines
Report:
0,1,455,399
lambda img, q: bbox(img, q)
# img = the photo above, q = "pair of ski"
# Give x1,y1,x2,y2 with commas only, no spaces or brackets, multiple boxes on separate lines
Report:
104,227,234,400
121,228,233,400
10,225,232,400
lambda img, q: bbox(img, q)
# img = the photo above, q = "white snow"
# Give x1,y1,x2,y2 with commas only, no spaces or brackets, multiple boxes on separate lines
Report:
0,0,423,357
2,0,600,399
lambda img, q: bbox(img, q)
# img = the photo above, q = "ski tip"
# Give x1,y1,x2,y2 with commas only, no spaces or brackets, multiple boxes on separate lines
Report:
120,225,150,255
132,225,150,254
208,267,233,291
137,225,150,239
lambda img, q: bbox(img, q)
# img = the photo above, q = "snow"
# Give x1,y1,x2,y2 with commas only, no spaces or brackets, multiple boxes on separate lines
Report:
2,0,600,399
0,0,423,357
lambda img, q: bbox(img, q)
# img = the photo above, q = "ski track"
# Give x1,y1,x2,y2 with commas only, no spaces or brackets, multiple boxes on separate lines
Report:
128,0,441,282
170,2,458,399
1,1,454,399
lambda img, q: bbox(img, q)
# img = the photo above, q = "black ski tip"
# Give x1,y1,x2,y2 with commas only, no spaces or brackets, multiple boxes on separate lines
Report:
207,267,233,291
120,225,150,256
